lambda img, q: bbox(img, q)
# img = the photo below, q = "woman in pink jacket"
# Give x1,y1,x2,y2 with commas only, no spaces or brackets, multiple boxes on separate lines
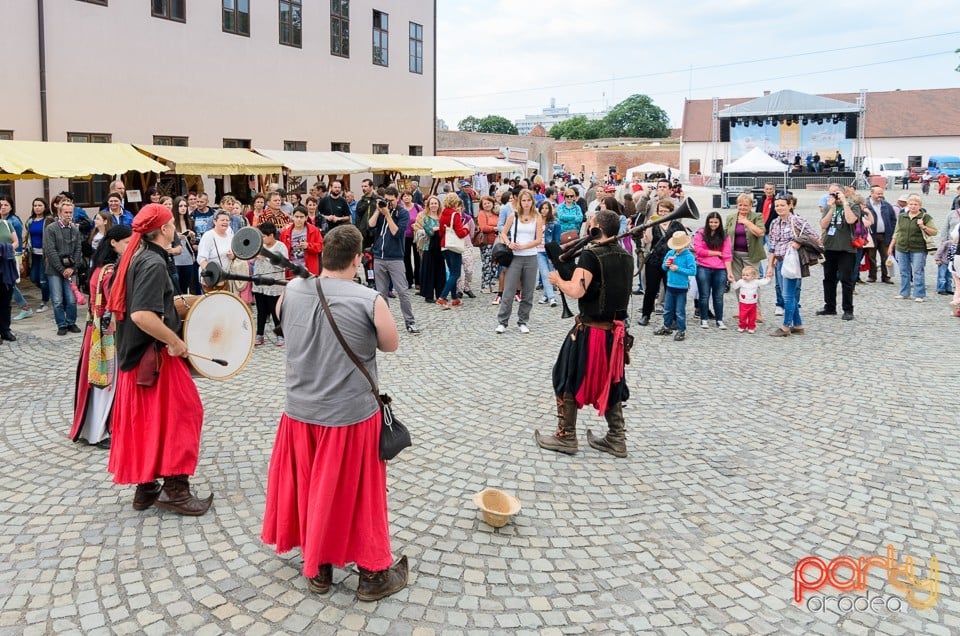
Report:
693,211,734,329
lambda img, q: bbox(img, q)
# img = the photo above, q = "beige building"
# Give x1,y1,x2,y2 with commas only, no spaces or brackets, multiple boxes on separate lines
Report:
1,0,436,206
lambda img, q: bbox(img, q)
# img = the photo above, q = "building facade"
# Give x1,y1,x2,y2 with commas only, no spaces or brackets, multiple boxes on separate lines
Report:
514,98,609,136
1,0,436,205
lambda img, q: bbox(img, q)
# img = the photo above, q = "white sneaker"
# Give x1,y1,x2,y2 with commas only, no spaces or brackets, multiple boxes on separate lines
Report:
36,304,48,313
519,324,530,334
538,297,549,304
495,324,506,334
775,307,784,316
716,320,727,330
549,299,557,307
736,327,744,333
700,320,709,328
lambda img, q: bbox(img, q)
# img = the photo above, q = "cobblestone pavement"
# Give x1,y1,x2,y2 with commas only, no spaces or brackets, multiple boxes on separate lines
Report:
2,187,958,635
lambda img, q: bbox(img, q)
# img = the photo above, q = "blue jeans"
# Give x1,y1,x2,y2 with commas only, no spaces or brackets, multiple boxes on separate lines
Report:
663,286,687,331
896,250,927,299
536,252,556,300
937,262,954,293
48,274,77,328
777,261,803,328
11,285,27,309
30,256,49,302
696,266,727,322
439,250,462,300
772,258,785,308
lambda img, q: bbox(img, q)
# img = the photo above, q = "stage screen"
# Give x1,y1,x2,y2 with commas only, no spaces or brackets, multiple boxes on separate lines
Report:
730,120,852,165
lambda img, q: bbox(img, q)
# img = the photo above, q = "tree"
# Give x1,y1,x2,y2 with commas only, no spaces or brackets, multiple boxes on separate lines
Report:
457,114,519,135
549,115,608,140
602,94,670,138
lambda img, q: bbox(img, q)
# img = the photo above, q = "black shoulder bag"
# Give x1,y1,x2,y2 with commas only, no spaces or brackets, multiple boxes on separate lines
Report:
315,278,411,461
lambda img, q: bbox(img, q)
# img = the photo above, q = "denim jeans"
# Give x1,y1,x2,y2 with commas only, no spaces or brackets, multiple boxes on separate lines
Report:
535,252,556,300
777,261,803,328
937,262,954,293
663,286,687,331
439,250,462,301
696,266,727,322
30,256,49,302
11,285,27,309
48,274,77,328
896,250,927,299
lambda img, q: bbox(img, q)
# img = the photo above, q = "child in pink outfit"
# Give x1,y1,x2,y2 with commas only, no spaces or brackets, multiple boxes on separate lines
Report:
731,266,770,333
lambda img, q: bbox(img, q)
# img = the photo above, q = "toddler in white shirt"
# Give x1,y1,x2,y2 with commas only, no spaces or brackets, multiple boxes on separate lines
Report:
730,266,770,333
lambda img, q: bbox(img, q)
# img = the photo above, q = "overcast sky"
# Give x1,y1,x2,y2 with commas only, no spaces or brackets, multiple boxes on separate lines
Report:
436,1,960,130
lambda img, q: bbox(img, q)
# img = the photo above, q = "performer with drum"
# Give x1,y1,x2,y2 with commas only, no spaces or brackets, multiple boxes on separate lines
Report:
534,210,634,458
106,203,213,516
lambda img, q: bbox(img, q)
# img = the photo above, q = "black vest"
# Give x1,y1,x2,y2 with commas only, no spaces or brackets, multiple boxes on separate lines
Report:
578,243,633,321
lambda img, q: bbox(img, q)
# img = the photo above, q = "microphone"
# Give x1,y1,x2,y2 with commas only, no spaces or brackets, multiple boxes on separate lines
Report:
201,262,288,288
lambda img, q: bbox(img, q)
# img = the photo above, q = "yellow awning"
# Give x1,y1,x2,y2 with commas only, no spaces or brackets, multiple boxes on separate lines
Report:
350,154,436,176
134,144,283,175
435,155,521,174
252,149,372,176
0,140,169,181
414,156,476,178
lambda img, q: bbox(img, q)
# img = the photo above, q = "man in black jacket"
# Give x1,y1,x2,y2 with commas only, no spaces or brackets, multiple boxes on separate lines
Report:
43,199,83,335
319,180,351,234
353,179,378,250
863,186,897,283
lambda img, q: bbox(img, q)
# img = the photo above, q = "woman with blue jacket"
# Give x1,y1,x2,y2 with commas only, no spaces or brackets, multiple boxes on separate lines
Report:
556,188,584,235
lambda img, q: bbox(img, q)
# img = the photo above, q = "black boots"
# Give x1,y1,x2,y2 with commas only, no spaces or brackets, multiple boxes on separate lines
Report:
534,394,579,454
154,475,214,516
357,556,409,601
307,564,333,594
587,403,628,458
132,481,162,510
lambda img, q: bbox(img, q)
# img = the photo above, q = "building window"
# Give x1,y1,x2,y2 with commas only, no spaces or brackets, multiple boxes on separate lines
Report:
223,138,251,149
331,0,349,58
408,22,422,74
0,131,12,203
284,140,307,152
151,0,186,22
279,0,302,48
408,145,422,156
223,0,249,36
153,135,188,146
372,10,388,67
372,144,389,154
67,133,112,207
331,142,350,152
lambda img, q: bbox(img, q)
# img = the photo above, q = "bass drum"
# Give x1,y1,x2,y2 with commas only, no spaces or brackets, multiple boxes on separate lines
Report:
181,291,254,380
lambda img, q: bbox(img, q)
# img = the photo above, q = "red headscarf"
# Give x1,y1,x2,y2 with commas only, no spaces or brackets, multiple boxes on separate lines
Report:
107,203,173,321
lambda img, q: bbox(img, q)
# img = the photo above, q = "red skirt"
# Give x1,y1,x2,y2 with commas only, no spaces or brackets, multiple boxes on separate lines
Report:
261,412,393,577
107,350,204,484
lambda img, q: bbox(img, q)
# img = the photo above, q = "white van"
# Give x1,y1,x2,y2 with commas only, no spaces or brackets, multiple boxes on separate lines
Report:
861,157,907,185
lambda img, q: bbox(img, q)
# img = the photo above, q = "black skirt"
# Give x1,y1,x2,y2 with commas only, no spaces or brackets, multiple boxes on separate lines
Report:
552,324,629,408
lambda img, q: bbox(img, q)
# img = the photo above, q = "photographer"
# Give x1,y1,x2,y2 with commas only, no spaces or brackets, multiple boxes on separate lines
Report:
43,198,83,335
369,187,420,334
817,187,862,320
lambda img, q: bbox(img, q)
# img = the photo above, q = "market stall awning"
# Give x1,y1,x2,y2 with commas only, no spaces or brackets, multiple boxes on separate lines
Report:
0,140,169,180
252,149,372,176
413,156,476,178
436,155,520,174
134,144,283,175
350,154,435,175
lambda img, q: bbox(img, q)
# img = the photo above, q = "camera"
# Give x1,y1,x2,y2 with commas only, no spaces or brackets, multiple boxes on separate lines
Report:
377,199,388,208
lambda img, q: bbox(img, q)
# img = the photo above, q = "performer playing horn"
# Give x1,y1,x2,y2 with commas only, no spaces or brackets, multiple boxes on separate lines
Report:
535,210,634,457
106,203,213,515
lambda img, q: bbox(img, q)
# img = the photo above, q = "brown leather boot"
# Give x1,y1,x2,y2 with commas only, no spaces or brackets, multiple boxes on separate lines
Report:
534,394,578,454
155,476,213,516
587,402,627,458
356,555,408,601
307,564,333,594
132,481,162,511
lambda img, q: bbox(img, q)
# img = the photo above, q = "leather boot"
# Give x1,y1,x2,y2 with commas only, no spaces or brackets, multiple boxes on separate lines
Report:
132,481,162,511
534,394,578,454
155,475,214,516
588,402,627,458
307,564,333,594
356,555,409,601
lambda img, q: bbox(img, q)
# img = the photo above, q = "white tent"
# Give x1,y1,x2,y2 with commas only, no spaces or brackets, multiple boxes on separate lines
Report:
625,162,674,180
724,147,789,173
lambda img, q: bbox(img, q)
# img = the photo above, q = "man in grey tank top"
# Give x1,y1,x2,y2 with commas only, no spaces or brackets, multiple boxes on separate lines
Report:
261,225,409,601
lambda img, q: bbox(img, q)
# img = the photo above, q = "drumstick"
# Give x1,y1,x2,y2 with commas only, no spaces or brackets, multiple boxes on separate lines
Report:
187,352,229,366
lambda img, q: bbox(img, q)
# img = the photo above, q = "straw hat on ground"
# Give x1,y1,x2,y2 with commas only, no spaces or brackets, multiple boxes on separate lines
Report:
471,488,521,528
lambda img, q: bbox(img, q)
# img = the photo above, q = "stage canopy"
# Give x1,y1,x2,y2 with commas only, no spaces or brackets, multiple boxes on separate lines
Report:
252,149,371,175
0,140,169,180
718,89,860,119
723,147,789,173
134,144,283,175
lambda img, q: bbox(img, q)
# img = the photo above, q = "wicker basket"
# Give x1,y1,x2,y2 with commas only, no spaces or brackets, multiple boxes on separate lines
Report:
472,488,521,528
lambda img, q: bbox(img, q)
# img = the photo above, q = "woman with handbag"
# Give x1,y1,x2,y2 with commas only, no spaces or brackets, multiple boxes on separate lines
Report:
261,225,408,601
476,196,499,293
70,224,132,448
496,189,544,333
887,194,938,302
436,193,469,309
766,195,821,336
413,196,445,303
